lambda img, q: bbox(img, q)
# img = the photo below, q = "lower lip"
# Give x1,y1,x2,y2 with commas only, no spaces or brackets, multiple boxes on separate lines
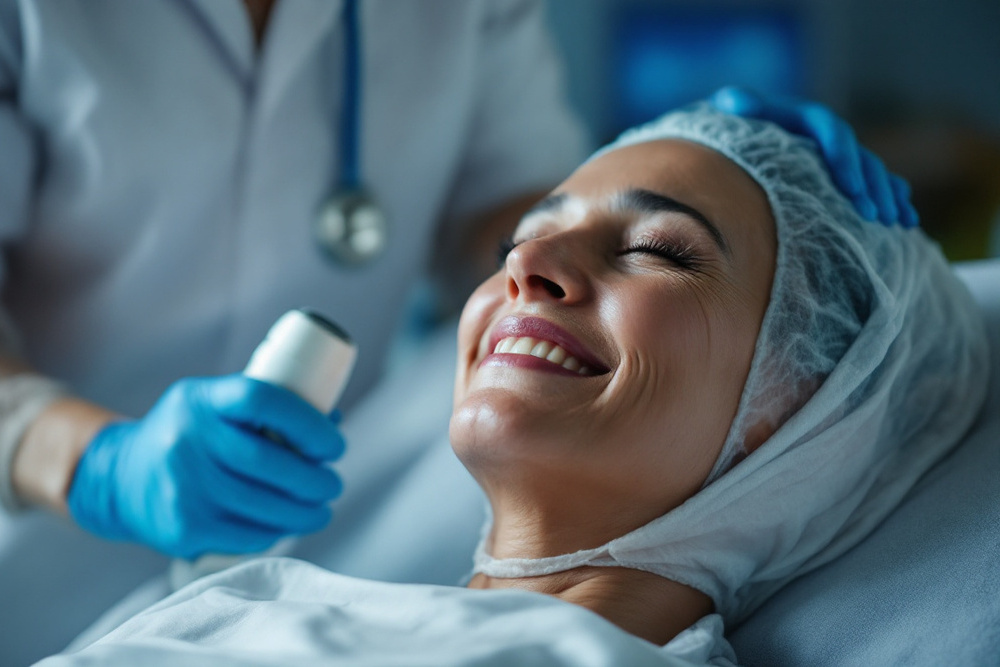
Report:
479,353,588,377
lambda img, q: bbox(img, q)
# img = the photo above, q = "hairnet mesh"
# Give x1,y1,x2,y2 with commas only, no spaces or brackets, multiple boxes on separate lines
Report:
472,103,990,624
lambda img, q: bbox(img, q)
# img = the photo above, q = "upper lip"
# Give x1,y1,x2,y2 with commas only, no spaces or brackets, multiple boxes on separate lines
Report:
487,315,611,374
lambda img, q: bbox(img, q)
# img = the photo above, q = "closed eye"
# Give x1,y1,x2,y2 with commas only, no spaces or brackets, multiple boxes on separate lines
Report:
619,239,703,270
499,234,705,271
497,235,520,268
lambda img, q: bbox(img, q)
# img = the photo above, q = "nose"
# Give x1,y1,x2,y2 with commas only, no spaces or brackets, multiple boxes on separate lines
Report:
504,233,592,304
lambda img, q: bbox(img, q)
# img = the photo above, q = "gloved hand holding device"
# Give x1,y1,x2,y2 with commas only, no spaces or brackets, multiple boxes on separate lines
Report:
67,310,355,561
711,85,919,228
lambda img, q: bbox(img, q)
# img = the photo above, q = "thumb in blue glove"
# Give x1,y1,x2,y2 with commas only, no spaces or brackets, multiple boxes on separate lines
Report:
67,374,345,559
710,85,919,228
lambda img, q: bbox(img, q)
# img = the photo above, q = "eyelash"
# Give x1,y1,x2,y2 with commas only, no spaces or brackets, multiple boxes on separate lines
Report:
496,235,702,270
497,235,519,267
619,238,703,270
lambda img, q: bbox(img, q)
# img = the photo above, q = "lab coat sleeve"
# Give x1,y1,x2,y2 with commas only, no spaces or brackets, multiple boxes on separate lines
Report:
438,0,590,234
0,8,71,514
0,0,35,257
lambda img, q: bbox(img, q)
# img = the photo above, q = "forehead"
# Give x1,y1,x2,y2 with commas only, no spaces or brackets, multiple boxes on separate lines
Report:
563,139,766,213
552,139,775,262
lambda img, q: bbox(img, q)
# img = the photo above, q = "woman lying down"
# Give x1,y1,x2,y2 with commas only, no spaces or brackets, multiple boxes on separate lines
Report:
39,104,988,667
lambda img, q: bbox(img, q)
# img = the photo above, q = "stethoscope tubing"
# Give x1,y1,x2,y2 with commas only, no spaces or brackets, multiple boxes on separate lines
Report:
314,0,389,267
339,0,361,191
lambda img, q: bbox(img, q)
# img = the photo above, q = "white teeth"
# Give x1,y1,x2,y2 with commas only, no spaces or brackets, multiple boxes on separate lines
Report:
545,346,566,365
530,340,553,357
491,336,594,376
510,337,535,354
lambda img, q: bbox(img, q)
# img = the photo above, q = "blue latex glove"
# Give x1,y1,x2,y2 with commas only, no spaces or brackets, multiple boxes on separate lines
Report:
710,86,919,228
67,374,345,559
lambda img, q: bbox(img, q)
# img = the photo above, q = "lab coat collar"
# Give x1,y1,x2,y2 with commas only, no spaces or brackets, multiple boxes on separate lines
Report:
180,0,255,81
181,0,343,113
257,0,342,114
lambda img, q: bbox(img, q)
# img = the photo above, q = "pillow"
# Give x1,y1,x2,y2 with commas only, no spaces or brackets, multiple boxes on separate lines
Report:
729,259,1000,665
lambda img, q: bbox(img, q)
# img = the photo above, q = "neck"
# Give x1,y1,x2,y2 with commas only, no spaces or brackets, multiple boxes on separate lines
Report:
479,473,673,560
468,466,712,643
468,567,712,645
242,0,277,47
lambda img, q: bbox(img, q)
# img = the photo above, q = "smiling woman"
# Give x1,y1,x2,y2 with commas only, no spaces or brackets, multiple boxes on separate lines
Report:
453,138,775,499
452,104,989,652
452,138,780,644
39,104,990,667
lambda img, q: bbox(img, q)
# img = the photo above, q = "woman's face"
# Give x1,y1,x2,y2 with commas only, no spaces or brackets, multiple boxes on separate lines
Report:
451,139,777,548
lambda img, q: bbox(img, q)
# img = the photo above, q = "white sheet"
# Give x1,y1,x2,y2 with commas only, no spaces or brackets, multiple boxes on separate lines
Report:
39,557,737,667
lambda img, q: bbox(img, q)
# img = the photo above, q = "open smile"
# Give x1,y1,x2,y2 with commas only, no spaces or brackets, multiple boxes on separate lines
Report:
483,316,611,377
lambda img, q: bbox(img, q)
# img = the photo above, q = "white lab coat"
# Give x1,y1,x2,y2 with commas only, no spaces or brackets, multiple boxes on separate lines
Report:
0,0,586,417
0,0,586,662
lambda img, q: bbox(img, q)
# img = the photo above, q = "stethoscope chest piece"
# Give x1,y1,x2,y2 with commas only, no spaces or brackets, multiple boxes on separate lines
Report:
314,189,388,266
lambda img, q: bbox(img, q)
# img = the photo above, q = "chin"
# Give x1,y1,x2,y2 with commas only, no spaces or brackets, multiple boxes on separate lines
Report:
449,388,562,473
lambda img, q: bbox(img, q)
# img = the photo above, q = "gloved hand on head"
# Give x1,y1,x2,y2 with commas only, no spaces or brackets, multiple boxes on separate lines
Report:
67,374,345,559
710,85,919,228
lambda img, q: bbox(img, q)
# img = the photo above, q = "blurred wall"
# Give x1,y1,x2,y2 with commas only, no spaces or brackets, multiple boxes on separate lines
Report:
544,0,1000,259
845,0,1000,134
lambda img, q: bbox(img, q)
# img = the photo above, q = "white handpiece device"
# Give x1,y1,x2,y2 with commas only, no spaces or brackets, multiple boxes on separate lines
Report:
168,309,357,591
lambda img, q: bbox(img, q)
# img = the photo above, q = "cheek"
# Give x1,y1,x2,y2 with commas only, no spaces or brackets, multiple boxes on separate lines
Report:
609,283,756,476
614,282,718,390
454,274,506,403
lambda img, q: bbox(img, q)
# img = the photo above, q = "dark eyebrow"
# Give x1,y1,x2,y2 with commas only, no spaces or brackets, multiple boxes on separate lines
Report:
613,188,730,257
519,189,730,258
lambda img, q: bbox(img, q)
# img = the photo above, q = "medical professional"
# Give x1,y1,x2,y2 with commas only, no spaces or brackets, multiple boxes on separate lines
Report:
0,0,593,535
0,0,913,661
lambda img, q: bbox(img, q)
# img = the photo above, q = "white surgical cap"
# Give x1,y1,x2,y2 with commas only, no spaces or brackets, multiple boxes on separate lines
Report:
473,103,990,624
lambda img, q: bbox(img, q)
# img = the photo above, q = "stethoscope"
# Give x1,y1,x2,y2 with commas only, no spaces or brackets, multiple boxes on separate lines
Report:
313,0,389,267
